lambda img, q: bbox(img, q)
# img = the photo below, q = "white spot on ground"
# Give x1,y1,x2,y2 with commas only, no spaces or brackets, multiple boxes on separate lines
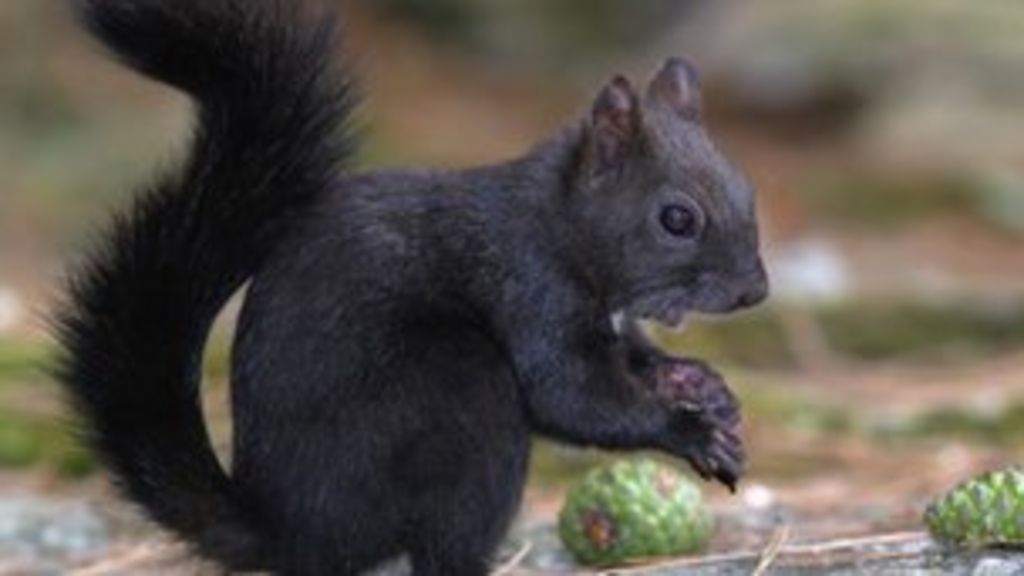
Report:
742,483,777,511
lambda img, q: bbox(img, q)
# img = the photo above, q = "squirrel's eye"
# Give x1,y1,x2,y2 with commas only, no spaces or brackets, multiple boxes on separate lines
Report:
659,204,699,238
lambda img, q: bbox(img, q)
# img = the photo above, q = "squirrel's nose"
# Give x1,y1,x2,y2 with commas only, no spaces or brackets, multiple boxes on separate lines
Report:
735,286,767,309
731,265,769,310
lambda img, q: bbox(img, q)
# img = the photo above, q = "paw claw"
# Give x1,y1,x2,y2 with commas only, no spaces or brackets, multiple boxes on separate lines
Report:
650,356,746,490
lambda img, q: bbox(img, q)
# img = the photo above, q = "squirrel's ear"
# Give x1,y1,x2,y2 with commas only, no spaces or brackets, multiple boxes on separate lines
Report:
584,75,641,179
647,57,702,119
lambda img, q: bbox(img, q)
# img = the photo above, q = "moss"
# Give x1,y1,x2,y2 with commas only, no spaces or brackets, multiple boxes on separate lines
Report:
794,173,977,229
653,310,796,370
818,300,1024,362
55,443,98,479
529,441,608,488
0,417,43,467
739,383,855,436
0,409,96,477
0,338,52,382
875,404,1024,446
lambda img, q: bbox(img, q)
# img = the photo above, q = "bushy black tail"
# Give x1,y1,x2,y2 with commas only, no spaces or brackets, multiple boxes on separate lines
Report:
54,0,357,568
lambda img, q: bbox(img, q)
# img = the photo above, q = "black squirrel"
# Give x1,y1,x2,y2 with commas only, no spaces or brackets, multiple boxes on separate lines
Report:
55,0,768,574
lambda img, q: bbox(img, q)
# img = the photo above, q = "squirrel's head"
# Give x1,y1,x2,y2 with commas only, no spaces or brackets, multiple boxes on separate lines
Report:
570,58,768,328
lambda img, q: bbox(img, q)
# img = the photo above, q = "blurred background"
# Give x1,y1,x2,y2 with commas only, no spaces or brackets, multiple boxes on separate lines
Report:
2,0,1024,572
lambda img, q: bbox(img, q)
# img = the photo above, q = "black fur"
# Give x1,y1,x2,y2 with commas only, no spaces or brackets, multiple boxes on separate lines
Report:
55,0,356,569
56,1,767,575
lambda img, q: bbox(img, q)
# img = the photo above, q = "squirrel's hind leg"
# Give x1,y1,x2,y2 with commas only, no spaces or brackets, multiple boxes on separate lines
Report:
394,340,531,576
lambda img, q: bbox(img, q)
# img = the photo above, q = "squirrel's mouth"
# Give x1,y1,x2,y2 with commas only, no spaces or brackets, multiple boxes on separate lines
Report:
614,289,691,333
610,299,692,356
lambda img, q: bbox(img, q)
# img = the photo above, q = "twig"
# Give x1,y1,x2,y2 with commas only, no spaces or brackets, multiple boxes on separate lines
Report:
752,524,790,576
782,531,926,557
599,531,928,575
599,553,745,575
492,540,533,576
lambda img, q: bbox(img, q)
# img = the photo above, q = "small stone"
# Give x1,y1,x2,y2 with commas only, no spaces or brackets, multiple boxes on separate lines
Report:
0,498,109,565
972,557,1021,576
741,483,776,511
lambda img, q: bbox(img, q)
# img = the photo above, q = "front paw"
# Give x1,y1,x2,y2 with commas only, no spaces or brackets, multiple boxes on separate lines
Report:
656,360,745,491
672,409,745,491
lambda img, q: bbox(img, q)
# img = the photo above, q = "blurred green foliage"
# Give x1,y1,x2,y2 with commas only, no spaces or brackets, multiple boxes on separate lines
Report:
374,0,477,43
373,0,688,70
0,338,51,382
795,173,977,229
703,0,1024,109
819,301,1024,362
738,382,854,437
657,299,1024,368
792,171,1024,234
529,441,609,488
0,409,96,478
874,404,1024,447
698,0,1024,172
655,311,796,370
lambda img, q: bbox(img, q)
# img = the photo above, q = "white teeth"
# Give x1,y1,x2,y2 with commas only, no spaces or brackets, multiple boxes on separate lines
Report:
610,309,627,336
610,308,687,335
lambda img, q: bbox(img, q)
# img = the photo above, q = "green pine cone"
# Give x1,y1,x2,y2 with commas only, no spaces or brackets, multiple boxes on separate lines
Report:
925,466,1024,547
558,458,713,567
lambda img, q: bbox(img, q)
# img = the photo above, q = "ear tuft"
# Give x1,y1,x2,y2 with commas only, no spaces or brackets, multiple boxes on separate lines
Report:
586,75,640,178
647,57,702,117
593,75,636,120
